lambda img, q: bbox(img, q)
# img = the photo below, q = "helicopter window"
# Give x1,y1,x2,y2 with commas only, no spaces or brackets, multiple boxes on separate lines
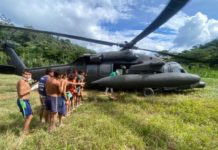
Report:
180,69,186,73
86,65,98,76
172,67,181,73
163,65,170,72
172,67,186,73
100,64,112,76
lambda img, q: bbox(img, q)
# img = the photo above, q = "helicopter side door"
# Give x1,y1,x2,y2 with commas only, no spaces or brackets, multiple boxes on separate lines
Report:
85,63,112,87
99,64,113,77
86,63,112,79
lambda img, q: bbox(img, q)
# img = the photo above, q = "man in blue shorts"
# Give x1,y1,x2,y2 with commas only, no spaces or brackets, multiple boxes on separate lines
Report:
45,70,63,132
17,69,35,134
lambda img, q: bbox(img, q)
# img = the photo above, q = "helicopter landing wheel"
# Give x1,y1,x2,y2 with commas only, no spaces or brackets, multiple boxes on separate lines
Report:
143,88,154,96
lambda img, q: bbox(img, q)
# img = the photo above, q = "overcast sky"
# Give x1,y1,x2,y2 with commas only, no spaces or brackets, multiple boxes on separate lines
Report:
0,0,218,53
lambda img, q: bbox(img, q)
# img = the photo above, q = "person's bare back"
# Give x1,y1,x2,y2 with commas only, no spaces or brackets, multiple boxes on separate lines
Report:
46,78,62,97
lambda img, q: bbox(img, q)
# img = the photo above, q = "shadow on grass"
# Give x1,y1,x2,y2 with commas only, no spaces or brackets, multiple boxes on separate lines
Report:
93,101,178,150
85,91,179,111
0,106,45,136
0,113,23,136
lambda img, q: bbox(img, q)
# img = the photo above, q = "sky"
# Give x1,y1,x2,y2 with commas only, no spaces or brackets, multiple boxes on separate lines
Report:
0,0,218,53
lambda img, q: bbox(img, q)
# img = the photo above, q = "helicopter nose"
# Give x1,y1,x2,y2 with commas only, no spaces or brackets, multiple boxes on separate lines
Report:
191,81,206,88
187,73,200,83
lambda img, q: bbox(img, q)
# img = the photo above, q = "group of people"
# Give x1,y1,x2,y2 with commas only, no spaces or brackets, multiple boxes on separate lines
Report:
16,68,86,134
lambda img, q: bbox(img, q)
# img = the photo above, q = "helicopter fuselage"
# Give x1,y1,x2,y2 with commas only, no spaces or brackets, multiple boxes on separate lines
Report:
2,45,205,92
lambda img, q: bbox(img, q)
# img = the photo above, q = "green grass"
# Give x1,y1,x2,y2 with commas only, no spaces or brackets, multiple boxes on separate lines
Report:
185,65,218,78
0,74,218,150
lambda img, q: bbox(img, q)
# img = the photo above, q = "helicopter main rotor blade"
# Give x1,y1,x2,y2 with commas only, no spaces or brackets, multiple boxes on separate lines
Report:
122,0,190,50
0,25,124,47
134,47,207,63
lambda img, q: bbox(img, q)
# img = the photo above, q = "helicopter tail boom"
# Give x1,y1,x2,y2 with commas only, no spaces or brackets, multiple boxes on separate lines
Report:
2,43,27,75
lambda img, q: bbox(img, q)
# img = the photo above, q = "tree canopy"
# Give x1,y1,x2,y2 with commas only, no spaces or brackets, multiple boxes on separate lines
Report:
0,22,95,67
160,39,218,67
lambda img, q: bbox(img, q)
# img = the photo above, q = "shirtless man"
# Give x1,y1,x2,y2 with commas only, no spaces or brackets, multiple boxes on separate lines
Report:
16,69,34,134
45,70,63,132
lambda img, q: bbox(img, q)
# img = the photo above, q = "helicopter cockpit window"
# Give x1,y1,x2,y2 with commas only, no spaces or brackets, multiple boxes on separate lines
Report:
163,63,186,73
170,63,186,73
180,69,186,73
100,64,112,76
172,67,181,73
86,65,98,76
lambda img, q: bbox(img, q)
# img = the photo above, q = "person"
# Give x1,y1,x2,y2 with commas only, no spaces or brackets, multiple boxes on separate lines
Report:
121,65,127,74
57,73,67,126
38,68,54,123
64,74,72,116
67,75,77,112
45,70,63,133
80,71,86,102
105,70,117,95
16,69,36,134
76,71,84,106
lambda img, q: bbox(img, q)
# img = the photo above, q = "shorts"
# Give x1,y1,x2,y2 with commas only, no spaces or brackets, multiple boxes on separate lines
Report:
40,95,46,108
45,96,59,113
58,96,66,115
76,87,80,93
66,91,72,100
17,99,32,117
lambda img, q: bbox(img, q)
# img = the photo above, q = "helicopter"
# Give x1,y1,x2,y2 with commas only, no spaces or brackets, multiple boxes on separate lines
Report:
0,0,205,95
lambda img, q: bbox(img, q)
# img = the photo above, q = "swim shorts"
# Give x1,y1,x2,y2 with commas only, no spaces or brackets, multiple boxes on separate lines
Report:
17,99,32,117
58,96,66,115
45,96,59,113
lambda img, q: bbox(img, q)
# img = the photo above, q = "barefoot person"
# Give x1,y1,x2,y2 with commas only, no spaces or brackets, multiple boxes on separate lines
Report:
58,73,67,126
16,69,35,134
68,75,77,112
45,70,62,132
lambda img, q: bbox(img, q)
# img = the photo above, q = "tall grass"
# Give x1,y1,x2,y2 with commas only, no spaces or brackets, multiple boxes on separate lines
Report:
0,74,218,149
184,65,218,78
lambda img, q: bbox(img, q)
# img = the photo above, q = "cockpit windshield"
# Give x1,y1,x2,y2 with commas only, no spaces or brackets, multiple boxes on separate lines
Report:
163,62,186,73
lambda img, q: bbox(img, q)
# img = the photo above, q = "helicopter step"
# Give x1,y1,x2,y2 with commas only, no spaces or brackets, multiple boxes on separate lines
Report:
92,73,200,90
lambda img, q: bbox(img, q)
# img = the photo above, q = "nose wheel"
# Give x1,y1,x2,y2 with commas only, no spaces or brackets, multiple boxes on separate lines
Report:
143,88,154,96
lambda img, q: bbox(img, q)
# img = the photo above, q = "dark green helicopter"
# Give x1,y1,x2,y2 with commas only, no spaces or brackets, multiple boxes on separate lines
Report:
0,0,205,95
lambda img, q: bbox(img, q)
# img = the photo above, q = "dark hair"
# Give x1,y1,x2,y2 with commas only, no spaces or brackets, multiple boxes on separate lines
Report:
54,70,61,78
62,72,67,78
22,69,32,74
68,74,74,80
45,68,54,75
73,69,78,73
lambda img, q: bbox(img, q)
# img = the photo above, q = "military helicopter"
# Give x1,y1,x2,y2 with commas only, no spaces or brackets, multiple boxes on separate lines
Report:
0,0,205,95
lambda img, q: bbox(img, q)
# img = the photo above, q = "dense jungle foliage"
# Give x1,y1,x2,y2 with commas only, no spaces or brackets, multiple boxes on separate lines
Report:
0,21,94,67
161,39,218,68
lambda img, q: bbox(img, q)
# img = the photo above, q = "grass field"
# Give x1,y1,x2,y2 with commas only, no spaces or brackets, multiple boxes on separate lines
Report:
0,74,218,150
